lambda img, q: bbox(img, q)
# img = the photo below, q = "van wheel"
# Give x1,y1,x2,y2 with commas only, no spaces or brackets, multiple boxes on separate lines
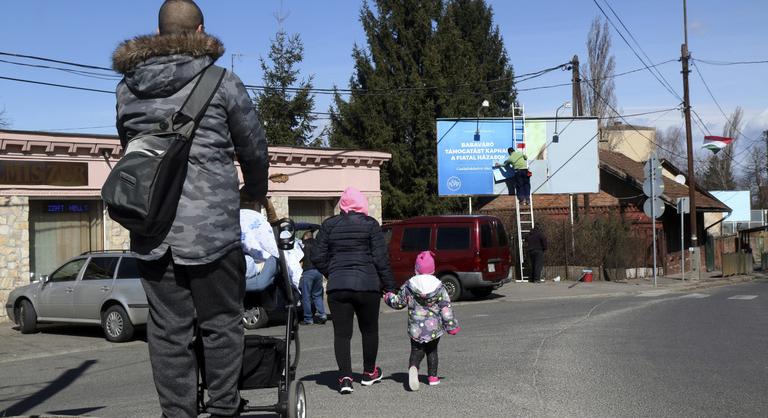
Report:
243,307,269,330
440,275,462,301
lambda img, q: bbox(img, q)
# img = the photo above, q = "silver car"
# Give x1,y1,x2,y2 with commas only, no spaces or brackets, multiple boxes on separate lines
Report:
5,251,148,342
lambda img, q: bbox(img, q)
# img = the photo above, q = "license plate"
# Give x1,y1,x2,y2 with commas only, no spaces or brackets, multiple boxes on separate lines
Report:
488,263,495,272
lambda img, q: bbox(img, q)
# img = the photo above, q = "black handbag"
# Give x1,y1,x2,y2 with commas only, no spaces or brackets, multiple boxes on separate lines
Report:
101,66,225,245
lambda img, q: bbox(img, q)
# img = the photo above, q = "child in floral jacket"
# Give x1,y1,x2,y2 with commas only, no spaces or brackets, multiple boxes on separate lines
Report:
384,251,460,391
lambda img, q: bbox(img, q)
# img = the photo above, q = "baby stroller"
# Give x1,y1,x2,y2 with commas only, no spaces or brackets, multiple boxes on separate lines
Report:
197,218,306,418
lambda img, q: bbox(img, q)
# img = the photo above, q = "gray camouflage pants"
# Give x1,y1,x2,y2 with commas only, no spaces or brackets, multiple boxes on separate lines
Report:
139,247,245,417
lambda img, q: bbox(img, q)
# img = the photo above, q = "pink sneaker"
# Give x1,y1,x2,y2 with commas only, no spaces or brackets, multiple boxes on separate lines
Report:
427,376,440,386
361,366,383,386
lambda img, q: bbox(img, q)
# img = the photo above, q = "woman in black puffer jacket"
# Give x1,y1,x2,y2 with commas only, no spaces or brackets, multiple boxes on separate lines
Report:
311,186,396,394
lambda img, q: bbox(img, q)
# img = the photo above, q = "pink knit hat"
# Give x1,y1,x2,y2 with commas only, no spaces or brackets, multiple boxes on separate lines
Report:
339,186,369,216
414,251,436,275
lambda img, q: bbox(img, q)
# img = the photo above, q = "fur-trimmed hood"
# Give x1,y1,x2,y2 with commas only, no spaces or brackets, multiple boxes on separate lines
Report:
112,32,225,99
112,32,224,74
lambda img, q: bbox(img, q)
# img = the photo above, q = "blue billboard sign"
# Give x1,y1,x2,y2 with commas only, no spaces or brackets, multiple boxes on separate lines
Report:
437,117,600,196
437,119,523,196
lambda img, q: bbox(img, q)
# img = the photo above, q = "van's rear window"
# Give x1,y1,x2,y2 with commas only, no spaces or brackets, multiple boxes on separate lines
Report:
401,227,431,251
436,227,470,250
496,222,509,247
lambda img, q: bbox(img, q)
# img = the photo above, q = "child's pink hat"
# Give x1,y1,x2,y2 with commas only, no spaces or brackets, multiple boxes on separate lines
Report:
415,251,435,274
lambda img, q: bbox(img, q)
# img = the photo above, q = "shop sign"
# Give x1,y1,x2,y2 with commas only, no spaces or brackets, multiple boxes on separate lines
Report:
0,161,89,186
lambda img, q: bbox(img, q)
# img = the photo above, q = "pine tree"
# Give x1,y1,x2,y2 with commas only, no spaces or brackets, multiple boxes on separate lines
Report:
330,0,516,219
256,30,318,147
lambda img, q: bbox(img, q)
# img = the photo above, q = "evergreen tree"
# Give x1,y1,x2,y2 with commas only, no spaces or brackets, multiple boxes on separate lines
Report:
330,0,516,219
256,30,318,147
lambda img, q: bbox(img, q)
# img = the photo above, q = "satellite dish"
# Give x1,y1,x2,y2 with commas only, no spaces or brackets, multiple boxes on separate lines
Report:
674,174,686,184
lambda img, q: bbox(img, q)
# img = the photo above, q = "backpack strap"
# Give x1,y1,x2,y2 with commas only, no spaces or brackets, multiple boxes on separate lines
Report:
171,65,226,132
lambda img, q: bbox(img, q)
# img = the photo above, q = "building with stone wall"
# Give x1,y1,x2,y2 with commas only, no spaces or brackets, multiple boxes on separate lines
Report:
0,129,390,322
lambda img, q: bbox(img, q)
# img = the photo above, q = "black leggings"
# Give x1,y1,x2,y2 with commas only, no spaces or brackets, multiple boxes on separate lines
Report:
409,338,440,377
327,290,381,377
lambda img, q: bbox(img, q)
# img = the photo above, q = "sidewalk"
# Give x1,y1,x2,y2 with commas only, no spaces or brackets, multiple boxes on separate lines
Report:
490,269,764,303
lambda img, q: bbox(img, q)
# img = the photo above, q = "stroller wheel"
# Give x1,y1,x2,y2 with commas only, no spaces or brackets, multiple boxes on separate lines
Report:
243,306,269,329
286,380,306,418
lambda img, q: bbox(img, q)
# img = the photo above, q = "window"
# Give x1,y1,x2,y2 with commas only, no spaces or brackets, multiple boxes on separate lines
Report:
496,222,509,247
401,227,430,252
49,259,87,283
436,227,470,250
116,257,141,279
83,257,118,281
480,223,493,248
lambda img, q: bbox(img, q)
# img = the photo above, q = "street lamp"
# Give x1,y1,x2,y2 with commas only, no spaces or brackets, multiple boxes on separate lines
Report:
552,101,572,143
474,99,490,141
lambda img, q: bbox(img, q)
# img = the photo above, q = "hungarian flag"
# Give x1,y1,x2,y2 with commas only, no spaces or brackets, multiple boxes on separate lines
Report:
701,136,734,154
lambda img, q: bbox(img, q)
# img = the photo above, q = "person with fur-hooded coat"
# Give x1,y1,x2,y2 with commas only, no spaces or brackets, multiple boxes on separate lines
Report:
111,1,268,416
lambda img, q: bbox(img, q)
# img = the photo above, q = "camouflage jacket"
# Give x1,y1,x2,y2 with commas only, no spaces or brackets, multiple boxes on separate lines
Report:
112,32,269,265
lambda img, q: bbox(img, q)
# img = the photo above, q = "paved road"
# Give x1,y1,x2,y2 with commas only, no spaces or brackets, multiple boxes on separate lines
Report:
0,279,766,417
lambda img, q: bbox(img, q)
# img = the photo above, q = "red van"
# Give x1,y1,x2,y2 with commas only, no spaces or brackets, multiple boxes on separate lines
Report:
382,215,513,300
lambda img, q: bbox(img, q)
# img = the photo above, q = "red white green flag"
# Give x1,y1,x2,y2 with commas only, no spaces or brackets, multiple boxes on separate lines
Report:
701,136,734,154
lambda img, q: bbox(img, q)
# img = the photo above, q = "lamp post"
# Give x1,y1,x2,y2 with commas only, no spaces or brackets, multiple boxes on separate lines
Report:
474,99,490,141
552,101,572,143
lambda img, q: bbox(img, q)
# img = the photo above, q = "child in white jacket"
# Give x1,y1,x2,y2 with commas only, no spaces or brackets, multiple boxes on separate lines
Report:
384,251,461,391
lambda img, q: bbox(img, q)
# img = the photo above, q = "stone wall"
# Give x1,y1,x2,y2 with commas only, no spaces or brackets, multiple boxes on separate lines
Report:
104,210,130,250
0,196,30,323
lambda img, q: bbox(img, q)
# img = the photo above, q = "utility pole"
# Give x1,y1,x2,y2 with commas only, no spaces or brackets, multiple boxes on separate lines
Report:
681,0,699,278
571,55,590,217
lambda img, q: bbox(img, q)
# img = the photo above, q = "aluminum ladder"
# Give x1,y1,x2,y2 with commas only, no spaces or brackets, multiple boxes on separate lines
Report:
514,196,535,283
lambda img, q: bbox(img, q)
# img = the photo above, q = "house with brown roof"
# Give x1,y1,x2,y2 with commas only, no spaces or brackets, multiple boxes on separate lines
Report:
477,149,731,275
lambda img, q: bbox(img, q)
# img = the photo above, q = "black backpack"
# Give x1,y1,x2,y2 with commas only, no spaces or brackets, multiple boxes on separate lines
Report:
101,66,226,246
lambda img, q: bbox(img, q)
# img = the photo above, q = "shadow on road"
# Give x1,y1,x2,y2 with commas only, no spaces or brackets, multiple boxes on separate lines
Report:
300,370,342,391
11,324,148,343
0,359,99,416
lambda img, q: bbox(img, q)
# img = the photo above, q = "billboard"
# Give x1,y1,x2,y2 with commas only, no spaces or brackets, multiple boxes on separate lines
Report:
437,117,599,196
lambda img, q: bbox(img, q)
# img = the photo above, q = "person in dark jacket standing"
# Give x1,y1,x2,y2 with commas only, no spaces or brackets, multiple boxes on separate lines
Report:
112,1,268,416
311,186,396,394
300,230,327,325
526,225,548,283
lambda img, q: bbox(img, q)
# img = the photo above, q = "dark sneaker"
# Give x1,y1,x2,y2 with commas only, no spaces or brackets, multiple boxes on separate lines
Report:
361,366,383,386
314,316,327,325
339,376,354,394
408,366,419,391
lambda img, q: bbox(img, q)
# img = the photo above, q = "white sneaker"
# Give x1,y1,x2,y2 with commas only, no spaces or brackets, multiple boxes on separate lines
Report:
408,366,419,391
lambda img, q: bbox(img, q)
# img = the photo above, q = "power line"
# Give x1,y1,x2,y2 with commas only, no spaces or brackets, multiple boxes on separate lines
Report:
0,75,114,94
591,0,683,102
694,58,768,66
0,58,121,80
0,51,113,72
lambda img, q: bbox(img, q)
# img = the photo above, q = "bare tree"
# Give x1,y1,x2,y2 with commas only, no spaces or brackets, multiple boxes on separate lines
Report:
699,106,743,191
0,109,8,128
582,17,617,129
741,132,768,208
655,126,686,169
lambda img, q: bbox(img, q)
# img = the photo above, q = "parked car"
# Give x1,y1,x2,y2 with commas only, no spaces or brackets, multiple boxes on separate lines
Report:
5,251,147,342
382,215,513,300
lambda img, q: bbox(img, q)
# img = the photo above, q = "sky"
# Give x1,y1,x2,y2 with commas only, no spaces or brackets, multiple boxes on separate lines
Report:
1,0,766,167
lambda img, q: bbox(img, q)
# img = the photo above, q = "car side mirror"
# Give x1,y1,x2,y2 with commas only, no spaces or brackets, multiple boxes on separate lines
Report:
41,274,49,283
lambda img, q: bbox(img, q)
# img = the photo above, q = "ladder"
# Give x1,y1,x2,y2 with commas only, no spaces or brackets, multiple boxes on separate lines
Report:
515,197,535,282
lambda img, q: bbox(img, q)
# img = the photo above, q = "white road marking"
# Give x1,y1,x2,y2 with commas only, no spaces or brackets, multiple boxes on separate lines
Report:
679,293,710,299
728,295,758,300
474,314,490,317
637,290,671,297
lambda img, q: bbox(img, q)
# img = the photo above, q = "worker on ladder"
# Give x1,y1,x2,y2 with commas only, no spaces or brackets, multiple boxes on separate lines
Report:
495,146,530,205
